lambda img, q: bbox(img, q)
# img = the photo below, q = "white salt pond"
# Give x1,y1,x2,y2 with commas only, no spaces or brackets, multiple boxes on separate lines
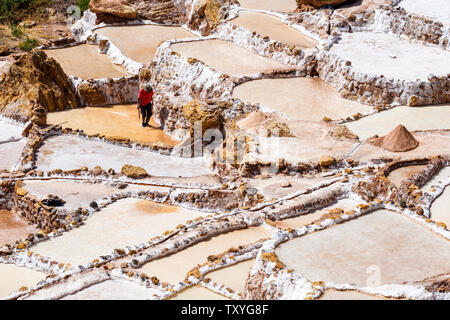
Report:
21,180,127,211
387,165,427,187
0,120,23,141
61,279,157,300
248,175,324,199
170,39,290,77
399,0,450,24
169,285,229,300
276,210,450,286
96,25,196,63
0,263,45,298
345,105,450,140
0,139,25,171
430,185,450,228
35,135,212,178
232,77,372,121
232,11,318,49
329,31,450,80
207,259,255,293
139,227,271,285
44,44,128,79
31,198,207,265
238,0,297,12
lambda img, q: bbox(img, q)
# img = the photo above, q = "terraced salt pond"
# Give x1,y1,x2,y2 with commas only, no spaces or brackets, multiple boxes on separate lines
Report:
139,227,271,285
95,25,196,63
61,279,157,300
0,263,45,298
399,0,450,24
170,39,290,77
232,11,318,49
346,105,450,140
387,165,427,187
31,198,207,265
238,0,297,12
0,210,37,246
207,259,255,293
48,104,178,146
44,44,128,79
170,285,229,300
276,210,450,286
330,31,450,80
36,135,211,177
431,187,450,228
232,78,372,121
0,120,25,170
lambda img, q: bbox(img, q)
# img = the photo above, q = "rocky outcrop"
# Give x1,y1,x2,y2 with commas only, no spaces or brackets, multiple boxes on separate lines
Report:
186,0,236,36
89,0,137,20
121,164,149,179
0,50,78,122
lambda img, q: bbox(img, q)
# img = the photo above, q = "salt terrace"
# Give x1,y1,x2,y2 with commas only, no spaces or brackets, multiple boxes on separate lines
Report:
0,0,449,301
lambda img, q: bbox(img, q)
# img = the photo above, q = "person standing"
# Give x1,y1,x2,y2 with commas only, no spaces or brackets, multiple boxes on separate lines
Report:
137,84,154,127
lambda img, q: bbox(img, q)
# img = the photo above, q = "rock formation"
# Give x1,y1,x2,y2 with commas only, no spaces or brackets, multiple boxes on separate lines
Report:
0,50,78,122
369,125,419,152
297,0,352,7
186,0,235,36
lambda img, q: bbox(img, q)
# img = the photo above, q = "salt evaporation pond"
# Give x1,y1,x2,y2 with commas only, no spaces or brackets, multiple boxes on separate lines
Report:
431,187,450,228
276,210,450,286
207,259,255,293
232,77,372,121
0,140,25,171
387,165,427,187
0,210,38,246
139,227,271,285
21,180,127,211
329,31,450,80
35,135,212,177
170,39,291,77
232,11,318,49
345,105,450,140
48,104,178,146
0,120,23,140
62,279,157,300
0,263,45,298
44,44,128,79
96,25,196,63
169,285,229,300
238,0,297,12
31,198,207,265
399,0,450,24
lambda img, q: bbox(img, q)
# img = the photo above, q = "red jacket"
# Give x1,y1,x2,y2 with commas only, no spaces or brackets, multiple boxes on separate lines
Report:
138,89,153,106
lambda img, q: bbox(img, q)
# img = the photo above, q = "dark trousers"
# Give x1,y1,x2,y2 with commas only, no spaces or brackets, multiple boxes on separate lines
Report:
139,103,152,124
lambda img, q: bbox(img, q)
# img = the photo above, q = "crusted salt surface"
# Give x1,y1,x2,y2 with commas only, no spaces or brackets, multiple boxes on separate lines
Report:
0,263,45,299
35,135,211,177
276,210,450,287
399,0,450,25
238,0,297,12
329,31,450,81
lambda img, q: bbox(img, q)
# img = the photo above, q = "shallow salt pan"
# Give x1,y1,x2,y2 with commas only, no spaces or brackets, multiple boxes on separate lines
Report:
36,135,212,178
44,44,128,79
345,105,450,140
387,165,427,187
319,289,391,300
276,210,450,286
21,180,125,211
430,186,450,228
207,259,255,293
170,39,290,77
0,120,23,141
61,279,157,300
399,0,450,24
169,285,229,300
95,25,196,64
31,198,207,265
232,77,372,121
238,0,297,12
0,263,45,298
139,227,271,285
48,104,178,146
232,11,317,49
0,210,38,246
0,139,25,171
329,31,450,80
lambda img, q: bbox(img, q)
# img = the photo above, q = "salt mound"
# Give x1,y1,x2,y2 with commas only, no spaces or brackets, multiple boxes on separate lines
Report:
370,125,419,152
238,111,268,131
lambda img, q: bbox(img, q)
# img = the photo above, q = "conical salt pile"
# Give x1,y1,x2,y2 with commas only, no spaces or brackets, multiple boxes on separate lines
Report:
371,125,419,152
